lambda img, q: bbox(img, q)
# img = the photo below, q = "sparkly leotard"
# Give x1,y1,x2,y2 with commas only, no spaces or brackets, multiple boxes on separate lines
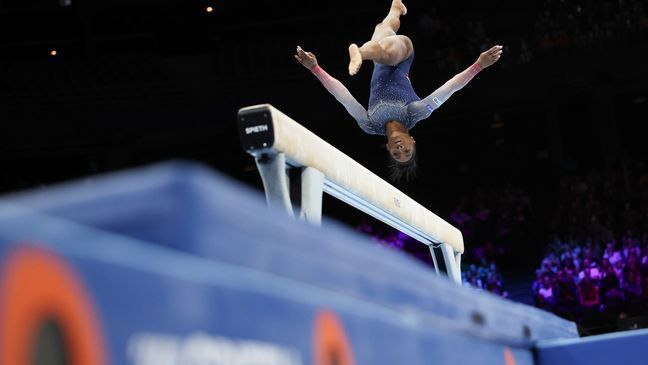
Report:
311,54,482,135
366,52,420,133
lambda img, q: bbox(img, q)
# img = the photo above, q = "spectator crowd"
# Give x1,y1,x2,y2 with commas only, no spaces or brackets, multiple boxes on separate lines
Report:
533,158,648,323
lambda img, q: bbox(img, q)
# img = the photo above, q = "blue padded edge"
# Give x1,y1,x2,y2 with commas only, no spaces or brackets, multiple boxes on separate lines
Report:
1,161,578,346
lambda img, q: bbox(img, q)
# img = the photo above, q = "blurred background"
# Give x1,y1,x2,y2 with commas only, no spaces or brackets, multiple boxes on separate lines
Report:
0,0,647,334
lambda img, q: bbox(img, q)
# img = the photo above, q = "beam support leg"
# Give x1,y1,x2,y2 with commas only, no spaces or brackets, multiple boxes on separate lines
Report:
429,245,441,276
255,153,293,217
299,167,325,226
440,243,462,285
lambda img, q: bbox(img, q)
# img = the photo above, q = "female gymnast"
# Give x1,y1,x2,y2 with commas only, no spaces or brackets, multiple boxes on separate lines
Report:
294,0,503,182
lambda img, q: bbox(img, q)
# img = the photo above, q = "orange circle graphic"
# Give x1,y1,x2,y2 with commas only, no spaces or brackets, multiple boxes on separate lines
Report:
0,246,108,365
504,347,518,365
314,310,355,365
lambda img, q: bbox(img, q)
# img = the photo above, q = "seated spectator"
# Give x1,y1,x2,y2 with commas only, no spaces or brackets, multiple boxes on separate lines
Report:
562,255,578,277
538,275,555,307
623,272,644,312
600,286,625,318
606,247,623,267
554,269,579,320
578,273,600,307
600,264,620,295
600,257,612,275
640,245,648,271
578,259,601,282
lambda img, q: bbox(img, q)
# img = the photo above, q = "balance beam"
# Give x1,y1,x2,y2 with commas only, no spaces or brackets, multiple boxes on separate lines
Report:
238,104,464,284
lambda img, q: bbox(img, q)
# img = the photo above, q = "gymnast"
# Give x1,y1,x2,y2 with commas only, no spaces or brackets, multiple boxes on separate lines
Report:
294,0,503,182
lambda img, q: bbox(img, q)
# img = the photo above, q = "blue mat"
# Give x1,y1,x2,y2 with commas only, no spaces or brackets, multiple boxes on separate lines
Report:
0,161,578,365
536,328,648,364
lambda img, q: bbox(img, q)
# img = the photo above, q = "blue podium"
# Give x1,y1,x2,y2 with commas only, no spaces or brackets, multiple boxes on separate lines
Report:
0,162,592,365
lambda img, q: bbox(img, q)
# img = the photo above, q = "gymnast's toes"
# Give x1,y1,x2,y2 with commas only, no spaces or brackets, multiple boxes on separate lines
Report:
348,44,362,76
393,0,407,15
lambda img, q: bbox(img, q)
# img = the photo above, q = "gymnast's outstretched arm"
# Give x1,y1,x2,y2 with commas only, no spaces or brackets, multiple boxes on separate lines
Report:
408,45,504,121
294,46,369,127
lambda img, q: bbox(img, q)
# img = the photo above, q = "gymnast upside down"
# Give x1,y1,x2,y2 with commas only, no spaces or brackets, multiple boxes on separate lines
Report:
294,0,503,181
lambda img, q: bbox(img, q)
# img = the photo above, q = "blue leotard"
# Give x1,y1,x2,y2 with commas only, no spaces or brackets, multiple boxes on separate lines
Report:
366,52,421,133
311,55,482,135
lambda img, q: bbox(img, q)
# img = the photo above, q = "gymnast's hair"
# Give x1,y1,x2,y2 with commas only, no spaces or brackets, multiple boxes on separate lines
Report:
387,147,418,183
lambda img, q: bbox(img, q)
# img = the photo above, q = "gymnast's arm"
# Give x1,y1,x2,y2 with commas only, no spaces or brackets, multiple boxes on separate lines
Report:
408,45,504,121
294,46,369,125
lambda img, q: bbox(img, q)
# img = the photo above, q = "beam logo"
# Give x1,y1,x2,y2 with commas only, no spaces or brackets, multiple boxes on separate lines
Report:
245,124,269,134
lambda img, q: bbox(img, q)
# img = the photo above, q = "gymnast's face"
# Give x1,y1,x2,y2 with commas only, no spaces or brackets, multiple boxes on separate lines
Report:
386,134,416,163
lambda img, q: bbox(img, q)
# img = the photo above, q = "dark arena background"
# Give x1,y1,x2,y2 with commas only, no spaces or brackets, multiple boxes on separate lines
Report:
1,0,647,364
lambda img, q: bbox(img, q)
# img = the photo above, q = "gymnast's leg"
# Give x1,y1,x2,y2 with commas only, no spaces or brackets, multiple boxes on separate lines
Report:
348,0,414,75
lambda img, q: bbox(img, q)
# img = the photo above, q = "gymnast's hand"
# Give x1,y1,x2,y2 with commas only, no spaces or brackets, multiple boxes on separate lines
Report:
477,45,503,68
294,46,318,70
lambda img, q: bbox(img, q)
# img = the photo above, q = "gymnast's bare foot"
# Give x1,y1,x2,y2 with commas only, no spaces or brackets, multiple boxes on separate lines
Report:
348,43,362,76
392,0,407,15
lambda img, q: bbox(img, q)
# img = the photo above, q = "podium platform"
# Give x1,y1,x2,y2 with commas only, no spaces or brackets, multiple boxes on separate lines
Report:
1,162,582,365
